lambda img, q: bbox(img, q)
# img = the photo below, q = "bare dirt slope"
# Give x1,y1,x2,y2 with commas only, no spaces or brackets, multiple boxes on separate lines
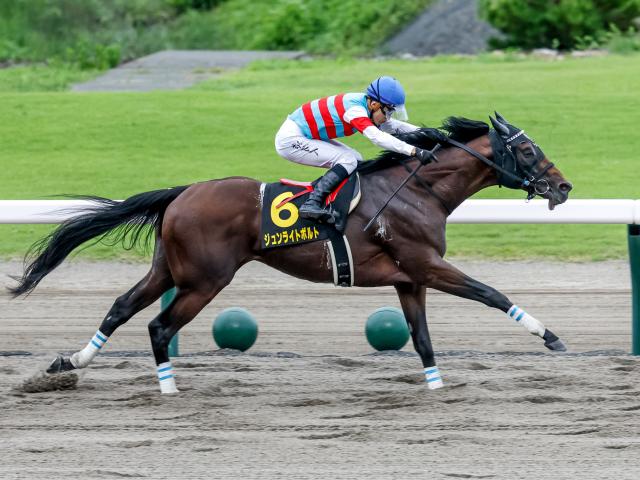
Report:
384,0,501,56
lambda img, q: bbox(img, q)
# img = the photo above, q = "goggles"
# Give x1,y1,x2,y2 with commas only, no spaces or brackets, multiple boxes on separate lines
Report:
381,103,408,121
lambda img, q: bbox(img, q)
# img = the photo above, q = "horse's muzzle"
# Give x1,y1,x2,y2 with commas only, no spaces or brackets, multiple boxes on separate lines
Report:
546,180,573,210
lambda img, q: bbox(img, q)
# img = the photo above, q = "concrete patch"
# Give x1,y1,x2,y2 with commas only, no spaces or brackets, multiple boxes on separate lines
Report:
72,50,304,92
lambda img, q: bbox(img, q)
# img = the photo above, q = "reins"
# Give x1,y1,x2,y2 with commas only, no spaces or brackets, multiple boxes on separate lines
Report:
447,134,554,200
398,158,453,216
363,130,554,231
363,144,442,231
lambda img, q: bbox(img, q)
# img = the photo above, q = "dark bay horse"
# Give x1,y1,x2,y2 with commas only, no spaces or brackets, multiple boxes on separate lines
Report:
10,114,573,393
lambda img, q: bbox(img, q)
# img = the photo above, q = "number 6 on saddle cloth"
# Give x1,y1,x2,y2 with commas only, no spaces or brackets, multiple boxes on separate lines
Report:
260,174,361,286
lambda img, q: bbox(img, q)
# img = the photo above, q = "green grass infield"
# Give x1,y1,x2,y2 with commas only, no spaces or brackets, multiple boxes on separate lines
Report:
0,54,638,260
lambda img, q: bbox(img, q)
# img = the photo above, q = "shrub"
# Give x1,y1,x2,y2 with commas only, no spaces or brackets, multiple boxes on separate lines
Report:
167,0,225,14
479,0,640,50
601,24,640,53
64,42,121,70
168,9,220,48
0,0,175,67
209,0,433,55
0,0,433,67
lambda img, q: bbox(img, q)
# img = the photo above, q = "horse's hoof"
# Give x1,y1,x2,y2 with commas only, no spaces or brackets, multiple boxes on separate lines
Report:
545,338,567,352
46,355,76,374
543,329,567,352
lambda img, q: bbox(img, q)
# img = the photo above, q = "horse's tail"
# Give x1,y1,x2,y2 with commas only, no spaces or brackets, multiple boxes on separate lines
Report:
9,185,190,298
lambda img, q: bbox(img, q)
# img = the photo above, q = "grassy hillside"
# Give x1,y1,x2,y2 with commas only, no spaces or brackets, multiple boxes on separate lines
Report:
0,0,432,66
0,54,638,260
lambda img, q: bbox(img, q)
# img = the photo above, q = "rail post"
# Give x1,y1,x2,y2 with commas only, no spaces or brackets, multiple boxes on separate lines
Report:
629,225,640,355
161,288,179,357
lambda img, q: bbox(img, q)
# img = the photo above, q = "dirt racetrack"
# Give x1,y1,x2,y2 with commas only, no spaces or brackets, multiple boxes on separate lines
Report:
1,259,639,479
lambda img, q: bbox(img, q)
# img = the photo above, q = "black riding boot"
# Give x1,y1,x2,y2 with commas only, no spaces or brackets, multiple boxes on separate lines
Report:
300,164,350,223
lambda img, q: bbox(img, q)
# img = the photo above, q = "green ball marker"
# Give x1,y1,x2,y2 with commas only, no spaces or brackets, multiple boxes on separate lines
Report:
213,307,259,352
365,306,410,351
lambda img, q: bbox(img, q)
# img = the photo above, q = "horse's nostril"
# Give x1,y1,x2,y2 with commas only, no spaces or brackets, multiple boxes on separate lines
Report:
559,182,573,193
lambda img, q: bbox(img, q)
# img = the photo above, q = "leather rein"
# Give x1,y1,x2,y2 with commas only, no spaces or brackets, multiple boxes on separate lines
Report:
447,130,555,201
365,129,554,230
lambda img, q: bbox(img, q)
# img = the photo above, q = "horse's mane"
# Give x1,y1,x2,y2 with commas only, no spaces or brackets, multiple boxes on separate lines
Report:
357,117,490,174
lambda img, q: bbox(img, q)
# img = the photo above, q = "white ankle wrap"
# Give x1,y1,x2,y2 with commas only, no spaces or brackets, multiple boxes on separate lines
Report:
508,305,545,337
157,362,179,394
70,330,108,368
424,366,444,390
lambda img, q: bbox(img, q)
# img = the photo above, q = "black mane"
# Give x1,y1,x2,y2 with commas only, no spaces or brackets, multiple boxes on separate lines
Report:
357,117,490,174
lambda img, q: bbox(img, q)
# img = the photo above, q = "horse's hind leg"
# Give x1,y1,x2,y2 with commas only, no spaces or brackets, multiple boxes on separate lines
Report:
395,283,443,390
47,242,173,374
147,279,231,394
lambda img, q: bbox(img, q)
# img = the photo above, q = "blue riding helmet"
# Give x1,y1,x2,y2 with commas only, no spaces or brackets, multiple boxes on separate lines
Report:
366,76,409,121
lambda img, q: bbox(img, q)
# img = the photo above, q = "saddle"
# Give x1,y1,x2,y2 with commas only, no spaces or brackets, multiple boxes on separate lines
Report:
260,173,360,250
260,173,361,287
279,175,361,222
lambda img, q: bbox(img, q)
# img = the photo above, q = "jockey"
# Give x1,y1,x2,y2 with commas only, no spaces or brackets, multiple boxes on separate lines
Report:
275,76,433,222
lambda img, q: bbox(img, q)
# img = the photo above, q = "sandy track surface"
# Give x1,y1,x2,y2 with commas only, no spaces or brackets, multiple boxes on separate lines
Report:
1,260,639,479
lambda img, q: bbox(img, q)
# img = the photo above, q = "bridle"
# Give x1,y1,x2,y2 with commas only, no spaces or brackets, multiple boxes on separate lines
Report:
447,129,554,201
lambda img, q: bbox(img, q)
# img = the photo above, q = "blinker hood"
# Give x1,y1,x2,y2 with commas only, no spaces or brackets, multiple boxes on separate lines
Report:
489,130,524,189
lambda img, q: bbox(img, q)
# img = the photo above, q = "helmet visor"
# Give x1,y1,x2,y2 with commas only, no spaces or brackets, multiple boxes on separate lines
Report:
391,104,409,121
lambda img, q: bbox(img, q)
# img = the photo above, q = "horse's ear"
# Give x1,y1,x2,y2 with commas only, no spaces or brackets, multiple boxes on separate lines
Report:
490,116,510,136
494,111,509,125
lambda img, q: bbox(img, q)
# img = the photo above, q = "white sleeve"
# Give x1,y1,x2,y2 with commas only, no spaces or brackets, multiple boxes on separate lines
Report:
342,105,369,123
343,106,415,156
379,118,420,134
362,126,415,156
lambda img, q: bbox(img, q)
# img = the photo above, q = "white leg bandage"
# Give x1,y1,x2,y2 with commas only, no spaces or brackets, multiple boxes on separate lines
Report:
424,366,444,390
70,330,109,368
508,305,545,337
157,362,179,394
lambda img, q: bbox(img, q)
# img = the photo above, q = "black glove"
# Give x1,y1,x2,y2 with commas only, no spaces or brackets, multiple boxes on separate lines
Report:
414,147,436,165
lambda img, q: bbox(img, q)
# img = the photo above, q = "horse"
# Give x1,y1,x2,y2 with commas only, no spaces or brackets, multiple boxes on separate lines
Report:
9,113,573,394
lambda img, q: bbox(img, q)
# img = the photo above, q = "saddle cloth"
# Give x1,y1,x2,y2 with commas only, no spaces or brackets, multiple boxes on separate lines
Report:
259,173,360,250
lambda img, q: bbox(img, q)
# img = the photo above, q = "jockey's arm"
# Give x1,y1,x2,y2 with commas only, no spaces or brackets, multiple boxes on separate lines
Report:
344,107,417,156
361,125,416,156
379,118,420,135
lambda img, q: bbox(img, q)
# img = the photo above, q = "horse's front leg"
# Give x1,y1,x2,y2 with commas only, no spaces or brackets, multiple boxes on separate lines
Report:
394,283,443,389
423,257,566,351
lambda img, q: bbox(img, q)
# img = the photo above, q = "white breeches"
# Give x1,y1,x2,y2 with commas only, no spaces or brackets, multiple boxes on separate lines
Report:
275,118,361,174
